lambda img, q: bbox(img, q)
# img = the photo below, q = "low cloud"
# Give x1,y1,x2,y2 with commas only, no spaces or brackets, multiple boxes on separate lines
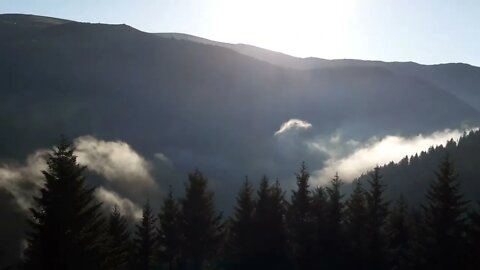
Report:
0,135,159,213
154,152,174,169
274,119,312,136
94,187,142,220
311,128,474,185
74,136,157,198
0,150,48,211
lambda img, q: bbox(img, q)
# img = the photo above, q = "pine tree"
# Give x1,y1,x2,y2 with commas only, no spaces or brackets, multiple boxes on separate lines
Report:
420,156,469,270
227,177,255,269
386,196,412,270
251,177,290,270
134,200,157,270
311,186,327,265
106,206,132,270
287,162,314,270
365,166,389,270
180,170,223,270
22,136,106,270
157,187,181,270
345,180,368,270
323,172,345,269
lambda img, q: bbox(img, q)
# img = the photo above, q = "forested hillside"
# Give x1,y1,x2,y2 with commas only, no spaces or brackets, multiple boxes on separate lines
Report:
357,129,480,204
1,138,479,269
1,13,480,270
1,14,479,192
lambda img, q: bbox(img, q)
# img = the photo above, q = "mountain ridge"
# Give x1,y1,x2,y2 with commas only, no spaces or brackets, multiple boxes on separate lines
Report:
0,13,479,211
1,13,480,269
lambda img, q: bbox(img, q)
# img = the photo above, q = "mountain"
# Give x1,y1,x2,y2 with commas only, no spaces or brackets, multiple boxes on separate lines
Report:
0,13,480,203
159,33,480,111
1,14,480,268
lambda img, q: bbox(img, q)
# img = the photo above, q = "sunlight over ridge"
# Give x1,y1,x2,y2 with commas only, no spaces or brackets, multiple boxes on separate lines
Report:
209,0,358,59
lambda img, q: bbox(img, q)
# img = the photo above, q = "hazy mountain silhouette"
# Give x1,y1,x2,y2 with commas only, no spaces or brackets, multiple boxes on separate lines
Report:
0,13,479,206
159,33,480,111
1,14,478,156
1,14,480,268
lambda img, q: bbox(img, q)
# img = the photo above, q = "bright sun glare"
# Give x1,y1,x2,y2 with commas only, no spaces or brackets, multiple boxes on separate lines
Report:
209,0,358,58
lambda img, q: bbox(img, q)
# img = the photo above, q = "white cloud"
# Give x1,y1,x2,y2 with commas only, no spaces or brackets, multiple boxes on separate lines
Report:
311,128,475,185
74,136,155,188
0,135,158,213
94,187,142,220
154,152,174,168
274,119,312,135
0,150,48,211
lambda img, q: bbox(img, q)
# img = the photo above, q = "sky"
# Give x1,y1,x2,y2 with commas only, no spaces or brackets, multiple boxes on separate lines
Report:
1,0,479,65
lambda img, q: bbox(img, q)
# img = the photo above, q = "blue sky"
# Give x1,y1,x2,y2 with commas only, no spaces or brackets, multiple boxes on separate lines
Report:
1,0,479,66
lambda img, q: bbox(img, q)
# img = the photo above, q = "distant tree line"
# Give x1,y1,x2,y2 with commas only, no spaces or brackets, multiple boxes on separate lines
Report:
3,137,480,270
358,129,480,204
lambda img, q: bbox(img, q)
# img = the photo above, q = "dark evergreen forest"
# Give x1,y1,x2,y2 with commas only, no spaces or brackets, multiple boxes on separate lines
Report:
1,133,479,270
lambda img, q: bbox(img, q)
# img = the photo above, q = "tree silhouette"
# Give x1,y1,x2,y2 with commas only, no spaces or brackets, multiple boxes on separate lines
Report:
106,206,132,270
365,166,389,270
227,177,256,269
345,180,368,270
180,170,223,270
386,196,412,270
311,186,327,265
420,156,469,269
157,187,181,270
134,200,157,270
323,172,345,269
252,177,290,270
22,136,106,270
287,162,314,270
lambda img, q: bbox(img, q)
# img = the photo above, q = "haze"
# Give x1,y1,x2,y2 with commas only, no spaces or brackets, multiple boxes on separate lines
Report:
2,0,479,66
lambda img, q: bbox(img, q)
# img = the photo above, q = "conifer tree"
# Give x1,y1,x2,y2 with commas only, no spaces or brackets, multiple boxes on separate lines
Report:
386,196,412,270
227,177,255,269
323,173,345,269
157,187,181,270
134,201,157,270
365,166,389,270
22,136,106,270
420,156,469,270
252,177,289,270
345,180,368,270
287,162,314,270
107,206,132,270
311,186,327,265
180,170,223,270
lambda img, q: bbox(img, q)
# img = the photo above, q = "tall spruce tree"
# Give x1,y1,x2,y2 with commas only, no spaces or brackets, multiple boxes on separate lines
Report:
107,206,132,270
324,173,345,269
311,186,327,266
180,170,223,270
157,187,181,270
287,162,314,270
386,196,412,270
252,177,290,270
365,166,389,270
227,177,255,269
22,137,106,270
345,180,368,270
420,156,469,270
134,200,157,270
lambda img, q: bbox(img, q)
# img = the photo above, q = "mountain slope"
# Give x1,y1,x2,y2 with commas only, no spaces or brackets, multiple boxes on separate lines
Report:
161,32,480,111
1,14,480,267
357,129,480,204
0,14,479,199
